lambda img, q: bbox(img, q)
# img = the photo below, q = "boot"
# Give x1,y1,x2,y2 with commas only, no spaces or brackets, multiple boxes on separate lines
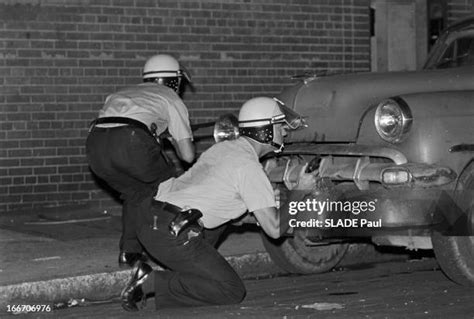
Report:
120,261,153,312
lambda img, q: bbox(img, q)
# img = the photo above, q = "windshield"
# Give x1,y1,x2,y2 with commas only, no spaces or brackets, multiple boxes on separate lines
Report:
424,29,474,69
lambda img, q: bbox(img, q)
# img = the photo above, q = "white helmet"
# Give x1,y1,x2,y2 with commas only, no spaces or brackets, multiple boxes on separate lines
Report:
238,97,307,152
142,54,191,92
238,97,288,153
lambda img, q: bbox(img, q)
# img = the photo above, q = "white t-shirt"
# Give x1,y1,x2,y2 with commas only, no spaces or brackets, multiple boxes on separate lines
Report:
156,138,276,229
99,83,192,141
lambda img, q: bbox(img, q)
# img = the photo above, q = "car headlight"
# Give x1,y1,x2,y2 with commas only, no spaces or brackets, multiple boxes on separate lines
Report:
374,98,412,143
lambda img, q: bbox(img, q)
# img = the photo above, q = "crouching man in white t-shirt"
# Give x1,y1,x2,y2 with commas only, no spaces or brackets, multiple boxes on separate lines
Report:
120,97,316,312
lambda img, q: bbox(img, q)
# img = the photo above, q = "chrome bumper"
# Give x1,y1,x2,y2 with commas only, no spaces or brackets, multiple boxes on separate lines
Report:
266,143,457,190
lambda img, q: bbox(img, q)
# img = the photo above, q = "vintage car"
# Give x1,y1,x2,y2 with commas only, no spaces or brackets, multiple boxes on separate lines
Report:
256,16,474,286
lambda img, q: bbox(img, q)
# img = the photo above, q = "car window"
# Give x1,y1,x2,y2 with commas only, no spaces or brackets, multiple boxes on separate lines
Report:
435,36,474,69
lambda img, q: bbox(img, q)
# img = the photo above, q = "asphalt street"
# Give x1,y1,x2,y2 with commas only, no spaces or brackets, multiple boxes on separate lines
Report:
7,258,474,319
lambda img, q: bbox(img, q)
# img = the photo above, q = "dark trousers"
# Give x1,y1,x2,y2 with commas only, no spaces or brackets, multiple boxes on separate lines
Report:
86,125,174,253
137,201,246,309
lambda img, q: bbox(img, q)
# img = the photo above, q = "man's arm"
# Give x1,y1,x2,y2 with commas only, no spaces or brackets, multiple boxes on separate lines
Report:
174,138,195,163
165,99,195,163
252,207,280,239
253,164,316,239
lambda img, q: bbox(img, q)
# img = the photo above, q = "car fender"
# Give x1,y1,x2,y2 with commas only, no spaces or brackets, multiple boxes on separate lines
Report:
356,90,474,175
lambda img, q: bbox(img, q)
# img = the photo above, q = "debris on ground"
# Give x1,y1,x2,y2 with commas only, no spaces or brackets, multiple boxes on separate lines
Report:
298,302,345,311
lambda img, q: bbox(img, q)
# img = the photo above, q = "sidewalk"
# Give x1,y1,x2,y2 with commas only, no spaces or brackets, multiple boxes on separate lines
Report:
0,205,413,309
0,206,279,309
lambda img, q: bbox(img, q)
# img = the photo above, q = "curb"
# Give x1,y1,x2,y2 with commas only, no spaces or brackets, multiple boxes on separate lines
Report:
1,252,281,309
1,243,418,309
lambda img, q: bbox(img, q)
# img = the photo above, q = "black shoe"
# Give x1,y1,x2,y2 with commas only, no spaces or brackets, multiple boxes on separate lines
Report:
118,252,143,268
120,261,153,312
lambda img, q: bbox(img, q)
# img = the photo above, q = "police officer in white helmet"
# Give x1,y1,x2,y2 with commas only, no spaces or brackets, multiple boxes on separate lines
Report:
86,54,195,268
119,96,315,311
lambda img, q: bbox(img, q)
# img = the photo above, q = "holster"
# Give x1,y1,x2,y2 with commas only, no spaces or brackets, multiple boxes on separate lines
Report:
168,208,203,237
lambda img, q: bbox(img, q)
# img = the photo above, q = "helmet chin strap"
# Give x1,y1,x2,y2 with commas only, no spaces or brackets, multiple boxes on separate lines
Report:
270,141,284,153
271,124,284,153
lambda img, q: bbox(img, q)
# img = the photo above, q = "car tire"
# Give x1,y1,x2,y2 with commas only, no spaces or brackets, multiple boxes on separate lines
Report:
432,161,474,286
261,230,348,274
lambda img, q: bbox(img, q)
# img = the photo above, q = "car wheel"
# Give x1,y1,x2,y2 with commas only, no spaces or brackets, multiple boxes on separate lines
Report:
261,230,348,274
432,162,474,286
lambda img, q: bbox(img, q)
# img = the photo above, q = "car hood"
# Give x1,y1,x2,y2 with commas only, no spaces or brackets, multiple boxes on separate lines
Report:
278,66,474,142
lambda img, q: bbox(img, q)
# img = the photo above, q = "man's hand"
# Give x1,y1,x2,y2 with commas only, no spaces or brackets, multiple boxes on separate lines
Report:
293,163,317,191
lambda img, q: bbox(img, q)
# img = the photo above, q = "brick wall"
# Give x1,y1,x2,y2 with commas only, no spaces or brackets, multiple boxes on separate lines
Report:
0,0,371,213
447,0,474,24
